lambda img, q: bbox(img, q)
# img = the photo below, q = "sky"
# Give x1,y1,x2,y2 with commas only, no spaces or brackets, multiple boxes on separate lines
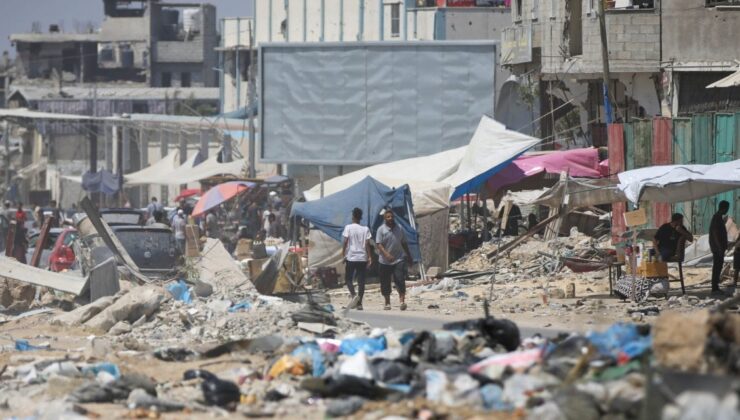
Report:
0,0,254,56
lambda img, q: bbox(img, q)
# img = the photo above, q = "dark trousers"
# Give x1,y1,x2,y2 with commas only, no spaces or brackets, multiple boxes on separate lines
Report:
345,261,367,301
712,250,725,291
379,262,406,298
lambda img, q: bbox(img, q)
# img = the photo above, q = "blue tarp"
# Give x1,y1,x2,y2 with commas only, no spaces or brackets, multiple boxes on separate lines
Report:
291,177,421,261
82,170,119,195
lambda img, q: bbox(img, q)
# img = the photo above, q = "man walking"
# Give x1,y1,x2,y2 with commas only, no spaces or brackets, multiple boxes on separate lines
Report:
342,208,372,310
709,200,730,296
173,209,187,255
376,210,413,311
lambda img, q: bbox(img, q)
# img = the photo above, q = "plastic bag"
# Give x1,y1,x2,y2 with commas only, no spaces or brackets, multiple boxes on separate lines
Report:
291,343,326,377
166,280,192,304
268,355,307,377
339,336,387,356
587,323,651,363
183,369,240,408
228,301,253,312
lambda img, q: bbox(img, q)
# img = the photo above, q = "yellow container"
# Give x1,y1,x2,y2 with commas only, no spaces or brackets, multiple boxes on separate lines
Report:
638,261,668,278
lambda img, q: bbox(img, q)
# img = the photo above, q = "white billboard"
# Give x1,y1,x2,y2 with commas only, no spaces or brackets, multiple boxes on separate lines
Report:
259,41,497,165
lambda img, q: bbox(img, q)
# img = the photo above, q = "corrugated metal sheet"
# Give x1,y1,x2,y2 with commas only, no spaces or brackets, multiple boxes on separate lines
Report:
608,123,626,244
692,113,715,234
715,113,737,225
652,117,672,225
672,117,693,229
633,120,653,169
624,123,635,171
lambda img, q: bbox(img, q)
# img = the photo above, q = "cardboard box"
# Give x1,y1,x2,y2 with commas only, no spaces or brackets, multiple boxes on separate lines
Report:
624,208,648,227
639,261,668,278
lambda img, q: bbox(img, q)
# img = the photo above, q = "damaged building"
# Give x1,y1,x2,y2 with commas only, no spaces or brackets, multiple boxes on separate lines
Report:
502,0,739,145
10,0,218,88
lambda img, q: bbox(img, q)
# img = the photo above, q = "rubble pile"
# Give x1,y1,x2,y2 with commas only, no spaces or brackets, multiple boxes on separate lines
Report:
2,299,739,418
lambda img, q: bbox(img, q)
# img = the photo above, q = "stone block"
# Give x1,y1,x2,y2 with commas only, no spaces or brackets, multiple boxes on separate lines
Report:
653,310,710,372
84,286,164,332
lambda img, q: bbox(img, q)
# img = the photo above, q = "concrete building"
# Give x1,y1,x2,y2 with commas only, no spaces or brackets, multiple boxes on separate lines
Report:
502,0,661,146
217,17,253,114
502,0,740,143
10,0,218,88
662,0,740,115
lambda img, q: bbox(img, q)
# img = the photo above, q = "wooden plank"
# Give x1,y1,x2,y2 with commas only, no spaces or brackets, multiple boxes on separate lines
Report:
0,256,88,295
30,217,54,268
486,212,560,260
4,221,15,257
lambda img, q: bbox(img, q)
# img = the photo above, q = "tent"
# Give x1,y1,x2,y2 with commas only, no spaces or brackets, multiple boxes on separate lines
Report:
486,147,607,194
617,160,740,204
443,116,541,200
292,176,421,262
124,151,181,186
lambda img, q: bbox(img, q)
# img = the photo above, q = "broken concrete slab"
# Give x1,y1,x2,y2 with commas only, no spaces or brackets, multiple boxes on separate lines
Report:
198,238,253,292
85,286,165,332
653,310,711,372
89,257,120,302
52,295,117,327
0,256,89,296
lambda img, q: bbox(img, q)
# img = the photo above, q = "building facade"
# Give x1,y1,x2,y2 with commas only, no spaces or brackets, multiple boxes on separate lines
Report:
10,0,218,88
502,0,740,145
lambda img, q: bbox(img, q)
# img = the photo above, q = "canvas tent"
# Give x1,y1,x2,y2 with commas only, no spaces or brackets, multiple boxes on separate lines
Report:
617,160,740,204
124,151,181,186
292,177,421,262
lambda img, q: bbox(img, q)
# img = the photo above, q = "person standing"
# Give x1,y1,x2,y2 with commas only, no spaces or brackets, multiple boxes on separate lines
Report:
172,209,187,255
206,209,219,239
376,210,413,311
147,197,163,219
709,200,730,296
342,208,372,311
49,200,62,227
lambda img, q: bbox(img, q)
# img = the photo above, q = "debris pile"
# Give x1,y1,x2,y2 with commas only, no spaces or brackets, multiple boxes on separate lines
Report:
2,300,739,418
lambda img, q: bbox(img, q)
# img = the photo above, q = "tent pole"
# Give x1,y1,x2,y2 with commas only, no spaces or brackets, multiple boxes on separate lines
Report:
319,165,325,198
406,199,426,283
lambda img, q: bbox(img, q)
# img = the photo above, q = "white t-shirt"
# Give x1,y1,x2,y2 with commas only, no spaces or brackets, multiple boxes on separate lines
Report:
342,223,371,262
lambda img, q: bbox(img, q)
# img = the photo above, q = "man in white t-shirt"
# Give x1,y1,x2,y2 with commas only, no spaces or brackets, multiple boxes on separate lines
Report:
342,207,372,311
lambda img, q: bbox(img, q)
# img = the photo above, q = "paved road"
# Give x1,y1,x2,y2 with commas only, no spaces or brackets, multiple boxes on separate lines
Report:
347,310,568,338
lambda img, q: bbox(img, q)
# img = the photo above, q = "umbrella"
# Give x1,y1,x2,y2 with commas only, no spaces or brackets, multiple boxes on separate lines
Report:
174,188,201,203
192,181,255,217
264,174,290,184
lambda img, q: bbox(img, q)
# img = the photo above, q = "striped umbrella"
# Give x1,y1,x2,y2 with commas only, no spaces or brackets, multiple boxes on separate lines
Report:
191,181,255,217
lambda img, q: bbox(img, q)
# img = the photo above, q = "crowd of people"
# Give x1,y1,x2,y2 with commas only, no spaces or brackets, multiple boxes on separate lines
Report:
140,182,294,256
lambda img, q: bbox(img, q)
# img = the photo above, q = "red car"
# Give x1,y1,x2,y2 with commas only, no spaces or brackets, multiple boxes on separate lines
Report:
48,228,79,272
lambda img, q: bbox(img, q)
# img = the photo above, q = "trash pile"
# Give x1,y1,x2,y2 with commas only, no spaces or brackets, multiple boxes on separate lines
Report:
2,300,739,418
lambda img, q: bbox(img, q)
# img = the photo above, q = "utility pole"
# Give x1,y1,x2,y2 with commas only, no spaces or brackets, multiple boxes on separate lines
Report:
247,20,257,179
3,121,10,197
597,0,614,123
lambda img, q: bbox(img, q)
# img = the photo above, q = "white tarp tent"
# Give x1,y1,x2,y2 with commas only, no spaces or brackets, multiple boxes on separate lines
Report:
618,160,740,204
442,117,541,200
124,151,181,186
303,115,542,273
166,155,245,185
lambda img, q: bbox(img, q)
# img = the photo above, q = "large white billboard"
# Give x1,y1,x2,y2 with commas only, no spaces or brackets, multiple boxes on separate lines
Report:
259,41,497,165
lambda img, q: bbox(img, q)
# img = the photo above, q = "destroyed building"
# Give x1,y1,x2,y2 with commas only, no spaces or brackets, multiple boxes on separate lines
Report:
10,0,218,88
502,0,740,145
